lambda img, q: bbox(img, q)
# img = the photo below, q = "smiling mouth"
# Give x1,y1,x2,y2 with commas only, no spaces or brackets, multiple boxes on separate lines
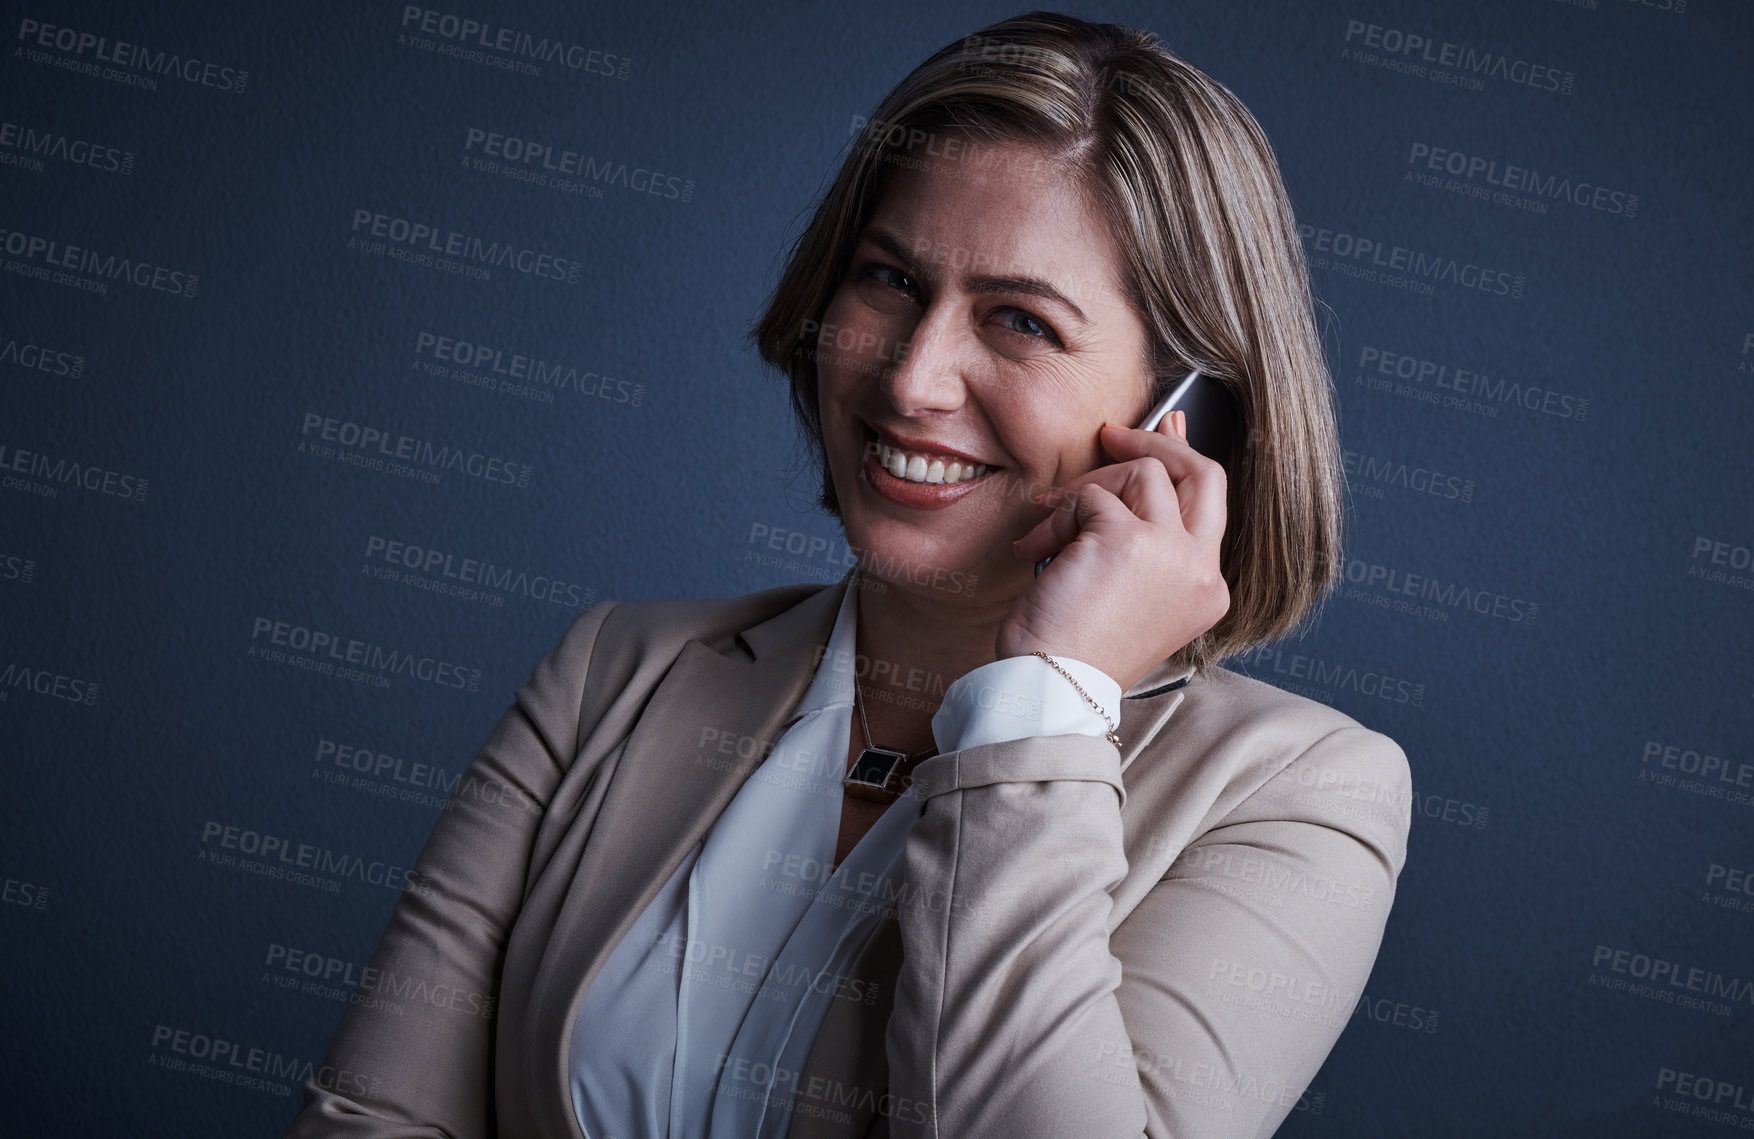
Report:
862,424,997,486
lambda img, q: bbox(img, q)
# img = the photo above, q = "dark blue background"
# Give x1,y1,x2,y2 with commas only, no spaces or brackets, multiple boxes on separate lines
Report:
3,1,1750,1135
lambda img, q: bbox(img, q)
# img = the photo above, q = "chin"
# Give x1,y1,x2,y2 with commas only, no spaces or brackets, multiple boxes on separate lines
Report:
825,430,1026,600
840,514,1008,604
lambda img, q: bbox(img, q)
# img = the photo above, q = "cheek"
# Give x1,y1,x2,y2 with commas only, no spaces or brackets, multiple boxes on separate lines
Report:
820,285,859,329
1000,380,1099,463
814,297,863,401
812,295,856,411
820,289,912,372
813,308,863,461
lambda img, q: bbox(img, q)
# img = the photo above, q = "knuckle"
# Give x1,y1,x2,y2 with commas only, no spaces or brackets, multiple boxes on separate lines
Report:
1119,528,1156,559
1138,460,1174,487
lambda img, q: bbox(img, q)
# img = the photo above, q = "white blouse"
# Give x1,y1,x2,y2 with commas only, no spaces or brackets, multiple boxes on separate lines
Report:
568,577,1123,1139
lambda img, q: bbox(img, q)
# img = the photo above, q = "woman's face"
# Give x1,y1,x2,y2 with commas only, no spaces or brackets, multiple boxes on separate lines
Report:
815,135,1155,602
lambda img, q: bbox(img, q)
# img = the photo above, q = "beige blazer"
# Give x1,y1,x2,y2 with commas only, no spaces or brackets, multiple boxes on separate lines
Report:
283,576,1410,1139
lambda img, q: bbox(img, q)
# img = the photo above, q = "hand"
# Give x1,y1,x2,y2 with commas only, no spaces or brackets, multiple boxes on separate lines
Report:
998,410,1231,692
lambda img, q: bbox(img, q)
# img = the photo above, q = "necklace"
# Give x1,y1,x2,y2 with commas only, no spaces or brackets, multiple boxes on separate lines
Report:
842,568,937,803
843,670,935,802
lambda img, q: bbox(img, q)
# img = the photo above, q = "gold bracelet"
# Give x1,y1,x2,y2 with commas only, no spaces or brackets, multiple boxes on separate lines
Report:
1030,651,1121,748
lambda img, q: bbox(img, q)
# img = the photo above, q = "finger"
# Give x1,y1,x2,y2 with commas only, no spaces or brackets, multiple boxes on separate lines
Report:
1015,484,1095,561
1037,457,1179,529
1099,423,1228,539
1100,420,1210,481
1013,481,1137,562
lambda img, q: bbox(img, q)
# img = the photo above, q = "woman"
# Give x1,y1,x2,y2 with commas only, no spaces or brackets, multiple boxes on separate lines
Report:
285,12,1409,1139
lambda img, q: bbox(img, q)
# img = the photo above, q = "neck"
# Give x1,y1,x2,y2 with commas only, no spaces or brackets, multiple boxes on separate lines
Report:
850,567,1021,749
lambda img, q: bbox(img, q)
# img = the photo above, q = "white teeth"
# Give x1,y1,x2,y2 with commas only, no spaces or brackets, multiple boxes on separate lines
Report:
874,440,989,485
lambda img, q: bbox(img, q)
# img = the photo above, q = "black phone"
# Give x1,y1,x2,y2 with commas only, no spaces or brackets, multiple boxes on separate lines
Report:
1034,369,1240,576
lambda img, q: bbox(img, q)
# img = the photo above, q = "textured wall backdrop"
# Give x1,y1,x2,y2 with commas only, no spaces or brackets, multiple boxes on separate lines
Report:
3,1,1751,1135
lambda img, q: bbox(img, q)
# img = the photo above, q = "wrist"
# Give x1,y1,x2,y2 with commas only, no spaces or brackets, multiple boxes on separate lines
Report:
930,655,1124,753
1028,651,1121,747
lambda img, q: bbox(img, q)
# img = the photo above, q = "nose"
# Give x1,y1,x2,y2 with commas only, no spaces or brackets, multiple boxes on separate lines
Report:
880,298,971,418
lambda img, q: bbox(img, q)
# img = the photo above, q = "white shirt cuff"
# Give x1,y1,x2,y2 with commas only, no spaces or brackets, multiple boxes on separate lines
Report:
931,655,1124,753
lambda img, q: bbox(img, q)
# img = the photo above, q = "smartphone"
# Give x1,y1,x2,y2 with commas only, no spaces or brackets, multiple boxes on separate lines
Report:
1034,368,1239,576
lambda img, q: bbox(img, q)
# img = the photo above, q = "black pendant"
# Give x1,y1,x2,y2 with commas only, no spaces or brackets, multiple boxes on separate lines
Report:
847,746,909,792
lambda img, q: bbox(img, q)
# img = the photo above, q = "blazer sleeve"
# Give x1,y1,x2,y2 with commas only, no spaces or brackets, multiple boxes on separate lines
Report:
885,722,1411,1139
282,600,620,1139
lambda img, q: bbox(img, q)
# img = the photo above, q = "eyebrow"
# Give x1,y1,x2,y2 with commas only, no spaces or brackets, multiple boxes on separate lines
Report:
859,227,1090,326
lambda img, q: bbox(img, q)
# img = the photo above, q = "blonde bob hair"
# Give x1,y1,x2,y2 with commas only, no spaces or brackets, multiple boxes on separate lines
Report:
753,10,1342,672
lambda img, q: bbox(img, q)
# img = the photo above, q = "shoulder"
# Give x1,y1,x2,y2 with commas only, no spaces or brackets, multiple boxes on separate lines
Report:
581,580,827,659
1176,663,1407,777
510,580,833,764
1140,662,1404,780
1175,663,1368,747
1128,662,1412,863
536,579,828,699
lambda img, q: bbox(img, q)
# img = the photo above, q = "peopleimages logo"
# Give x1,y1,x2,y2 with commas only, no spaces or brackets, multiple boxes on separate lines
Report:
1591,944,1753,1014
0,225,198,298
200,820,431,896
0,661,99,706
1342,449,1473,503
1688,536,1754,593
1655,1068,1754,1129
1640,740,1752,789
314,737,459,798
264,941,497,1020
0,121,133,175
147,1024,346,1100
413,332,643,406
398,7,631,79
299,412,533,489
348,209,582,286
462,128,693,201
0,442,149,502
0,331,84,377
15,18,250,93
1239,646,1426,707
0,553,37,585
1354,346,1588,421
363,534,596,609
248,616,484,692
1178,850,1381,911
1299,223,1523,299
1404,143,1638,218
1339,557,1538,625
1340,19,1574,95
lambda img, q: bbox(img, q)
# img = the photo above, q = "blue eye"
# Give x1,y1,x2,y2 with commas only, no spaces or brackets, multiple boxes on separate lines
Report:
996,308,1061,346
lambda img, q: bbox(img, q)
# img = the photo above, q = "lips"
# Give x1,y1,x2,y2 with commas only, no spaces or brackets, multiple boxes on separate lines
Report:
862,423,999,485
857,423,999,509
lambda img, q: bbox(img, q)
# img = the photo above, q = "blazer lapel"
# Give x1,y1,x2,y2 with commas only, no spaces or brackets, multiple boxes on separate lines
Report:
523,579,849,1137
